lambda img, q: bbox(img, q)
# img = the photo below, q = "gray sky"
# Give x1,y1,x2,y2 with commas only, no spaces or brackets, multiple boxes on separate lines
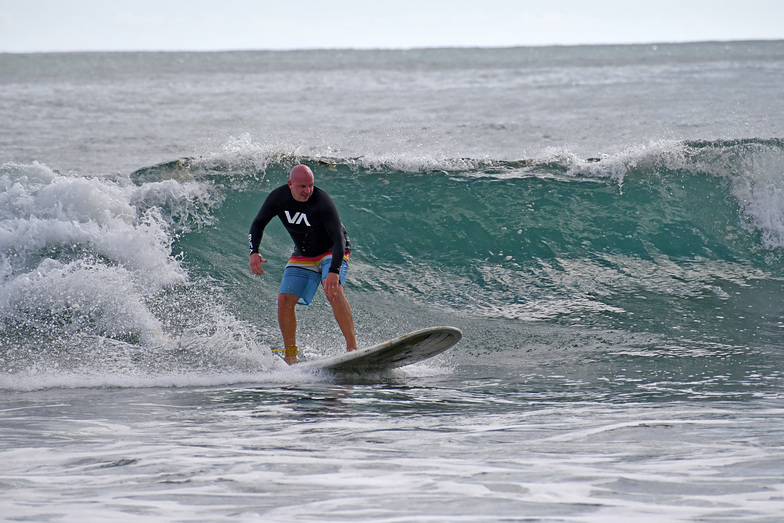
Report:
1,0,782,52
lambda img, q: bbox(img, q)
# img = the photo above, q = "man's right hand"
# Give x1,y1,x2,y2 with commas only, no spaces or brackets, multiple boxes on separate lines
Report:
250,253,267,275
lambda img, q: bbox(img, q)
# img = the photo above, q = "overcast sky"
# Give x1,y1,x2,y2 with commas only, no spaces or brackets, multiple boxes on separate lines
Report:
1,0,782,53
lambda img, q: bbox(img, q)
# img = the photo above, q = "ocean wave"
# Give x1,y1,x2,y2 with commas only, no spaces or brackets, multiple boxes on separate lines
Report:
162,135,784,249
3,136,784,390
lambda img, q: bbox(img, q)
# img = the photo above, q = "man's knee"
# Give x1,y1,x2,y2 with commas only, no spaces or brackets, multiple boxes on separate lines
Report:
278,293,298,309
325,286,346,306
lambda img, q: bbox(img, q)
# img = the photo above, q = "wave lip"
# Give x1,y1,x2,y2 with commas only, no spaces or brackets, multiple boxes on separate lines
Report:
179,135,784,250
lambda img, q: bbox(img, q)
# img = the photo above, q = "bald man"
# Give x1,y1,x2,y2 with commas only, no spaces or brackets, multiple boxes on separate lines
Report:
249,165,357,364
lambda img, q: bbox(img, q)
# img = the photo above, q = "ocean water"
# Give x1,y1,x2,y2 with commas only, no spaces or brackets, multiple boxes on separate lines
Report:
2,41,784,521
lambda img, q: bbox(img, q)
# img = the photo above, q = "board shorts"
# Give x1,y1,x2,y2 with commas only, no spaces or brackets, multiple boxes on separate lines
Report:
279,256,348,306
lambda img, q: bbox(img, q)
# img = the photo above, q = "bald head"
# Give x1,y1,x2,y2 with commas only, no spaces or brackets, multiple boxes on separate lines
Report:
288,164,315,202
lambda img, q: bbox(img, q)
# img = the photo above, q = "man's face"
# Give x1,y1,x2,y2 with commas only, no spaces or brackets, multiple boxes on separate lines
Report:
289,170,314,202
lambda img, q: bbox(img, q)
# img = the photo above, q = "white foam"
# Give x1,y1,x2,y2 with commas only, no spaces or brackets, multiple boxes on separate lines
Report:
1,257,162,340
0,162,283,390
724,147,784,249
0,162,189,285
190,133,496,178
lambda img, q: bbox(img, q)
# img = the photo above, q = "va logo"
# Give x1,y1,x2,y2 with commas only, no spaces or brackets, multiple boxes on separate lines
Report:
285,211,311,226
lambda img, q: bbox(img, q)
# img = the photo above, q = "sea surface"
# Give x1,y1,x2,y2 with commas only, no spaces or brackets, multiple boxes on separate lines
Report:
2,41,784,521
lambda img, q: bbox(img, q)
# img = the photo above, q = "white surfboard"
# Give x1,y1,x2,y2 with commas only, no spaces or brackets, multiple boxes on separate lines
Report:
297,326,462,372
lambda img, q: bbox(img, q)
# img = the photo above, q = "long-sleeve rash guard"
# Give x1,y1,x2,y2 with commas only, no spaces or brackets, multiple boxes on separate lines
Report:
249,184,350,274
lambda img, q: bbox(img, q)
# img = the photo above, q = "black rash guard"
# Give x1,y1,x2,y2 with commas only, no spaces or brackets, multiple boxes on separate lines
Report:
249,184,350,274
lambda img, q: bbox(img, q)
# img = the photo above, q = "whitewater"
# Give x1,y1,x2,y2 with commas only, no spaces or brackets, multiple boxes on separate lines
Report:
2,41,784,521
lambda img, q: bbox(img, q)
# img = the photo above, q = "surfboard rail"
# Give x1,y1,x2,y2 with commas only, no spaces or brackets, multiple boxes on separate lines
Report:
297,326,462,371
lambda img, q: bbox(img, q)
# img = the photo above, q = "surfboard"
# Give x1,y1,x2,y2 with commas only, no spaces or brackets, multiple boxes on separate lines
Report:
297,326,462,372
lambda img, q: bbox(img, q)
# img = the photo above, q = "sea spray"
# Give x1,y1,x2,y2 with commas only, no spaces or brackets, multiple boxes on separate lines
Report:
0,161,280,388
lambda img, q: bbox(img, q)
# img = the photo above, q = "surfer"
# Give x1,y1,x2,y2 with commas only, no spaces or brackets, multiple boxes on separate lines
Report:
248,164,357,364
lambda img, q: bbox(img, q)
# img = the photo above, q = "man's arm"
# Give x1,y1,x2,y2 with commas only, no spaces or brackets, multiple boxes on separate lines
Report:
319,194,347,274
248,191,278,274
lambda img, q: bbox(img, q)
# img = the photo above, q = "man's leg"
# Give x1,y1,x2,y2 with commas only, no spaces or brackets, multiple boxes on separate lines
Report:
278,293,299,364
326,286,358,352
